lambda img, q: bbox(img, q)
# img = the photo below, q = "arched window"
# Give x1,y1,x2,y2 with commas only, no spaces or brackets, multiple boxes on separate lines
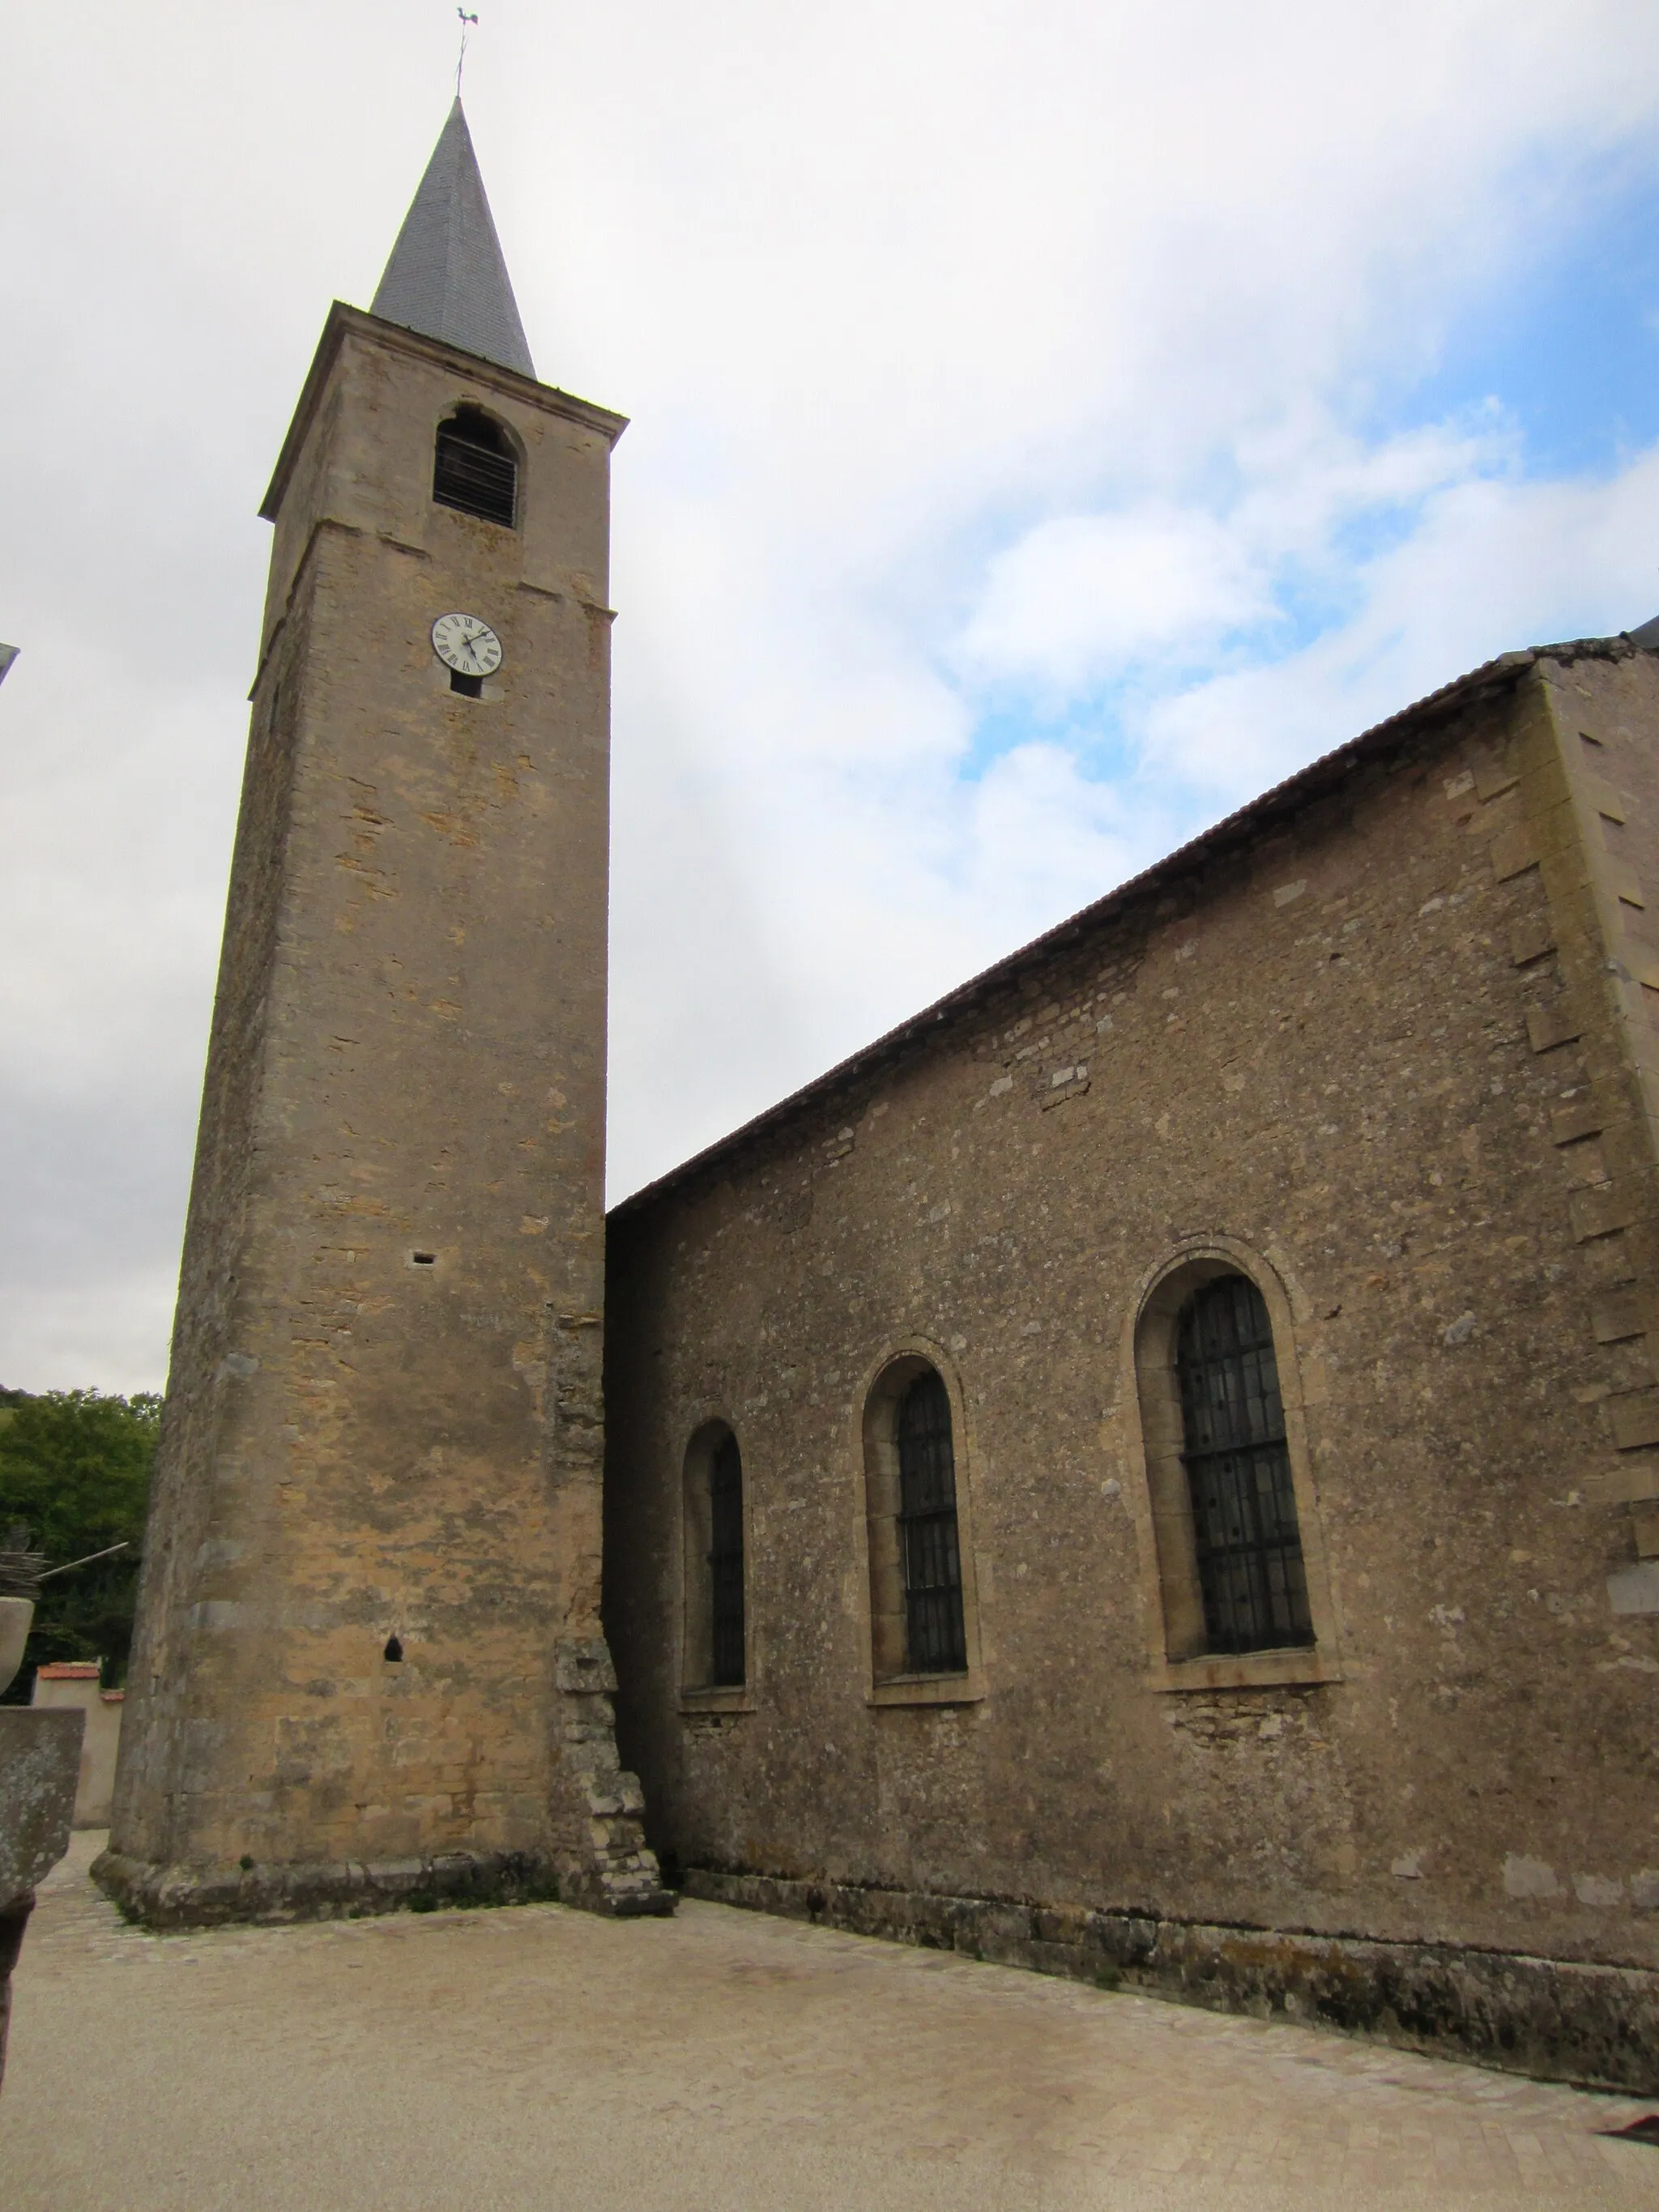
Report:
433,407,518,528
680,1421,746,1699
1174,1275,1312,1655
707,1430,746,1687
895,1370,966,1673
861,1355,982,1697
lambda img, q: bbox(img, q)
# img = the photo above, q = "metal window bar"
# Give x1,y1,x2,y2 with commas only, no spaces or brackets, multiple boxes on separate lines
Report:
707,1431,745,1686
433,424,517,527
1175,1275,1314,1655
896,1370,967,1673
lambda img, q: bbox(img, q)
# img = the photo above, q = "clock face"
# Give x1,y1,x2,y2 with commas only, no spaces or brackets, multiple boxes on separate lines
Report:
431,611,503,678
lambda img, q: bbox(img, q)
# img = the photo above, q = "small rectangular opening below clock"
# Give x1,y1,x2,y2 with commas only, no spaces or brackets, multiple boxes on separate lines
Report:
450,669,484,699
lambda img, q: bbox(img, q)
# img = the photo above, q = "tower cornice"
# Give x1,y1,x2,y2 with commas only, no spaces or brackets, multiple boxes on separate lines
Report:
259,301,628,524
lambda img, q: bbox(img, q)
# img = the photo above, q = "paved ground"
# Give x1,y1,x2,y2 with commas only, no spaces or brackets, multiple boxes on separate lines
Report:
3,1834,1657,2210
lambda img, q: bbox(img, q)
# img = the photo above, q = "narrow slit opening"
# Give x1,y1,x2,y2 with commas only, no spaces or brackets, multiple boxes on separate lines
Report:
412,1251,437,1266
383,1636,403,1663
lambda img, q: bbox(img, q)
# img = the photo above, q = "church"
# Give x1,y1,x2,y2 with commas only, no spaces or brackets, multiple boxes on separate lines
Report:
99,104,1659,2091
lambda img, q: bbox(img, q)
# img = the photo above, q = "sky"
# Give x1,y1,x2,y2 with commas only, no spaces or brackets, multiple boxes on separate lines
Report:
5,0,1659,1395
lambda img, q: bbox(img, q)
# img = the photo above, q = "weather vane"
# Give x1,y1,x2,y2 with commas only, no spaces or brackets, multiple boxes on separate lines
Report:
456,7,479,96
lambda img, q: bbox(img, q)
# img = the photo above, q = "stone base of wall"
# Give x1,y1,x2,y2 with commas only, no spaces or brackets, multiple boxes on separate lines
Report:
683,1866,1659,2096
92,1845,675,1929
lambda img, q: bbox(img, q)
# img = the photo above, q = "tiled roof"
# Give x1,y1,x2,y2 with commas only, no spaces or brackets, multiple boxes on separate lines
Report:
370,100,535,380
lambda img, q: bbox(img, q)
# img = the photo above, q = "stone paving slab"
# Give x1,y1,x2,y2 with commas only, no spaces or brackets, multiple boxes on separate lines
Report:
3,1834,1657,2210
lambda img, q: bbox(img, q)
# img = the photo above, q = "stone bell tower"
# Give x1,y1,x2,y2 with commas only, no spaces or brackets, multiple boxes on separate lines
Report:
98,103,669,1923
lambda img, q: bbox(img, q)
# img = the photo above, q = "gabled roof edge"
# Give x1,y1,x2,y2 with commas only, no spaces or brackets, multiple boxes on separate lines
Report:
609,634,1653,1224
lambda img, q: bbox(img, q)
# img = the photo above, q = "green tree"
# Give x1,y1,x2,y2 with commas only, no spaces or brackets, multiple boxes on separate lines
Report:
0,1387,159,1700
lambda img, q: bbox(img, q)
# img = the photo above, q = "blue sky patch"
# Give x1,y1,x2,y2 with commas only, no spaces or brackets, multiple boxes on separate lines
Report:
1400,160,1659,479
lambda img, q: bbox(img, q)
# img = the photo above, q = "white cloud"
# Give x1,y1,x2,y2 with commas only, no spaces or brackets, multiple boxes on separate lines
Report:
949,417,1502,695
963,744,1158,927
6,0,1659,1385
956,509,1276,691
1143,447,1659,805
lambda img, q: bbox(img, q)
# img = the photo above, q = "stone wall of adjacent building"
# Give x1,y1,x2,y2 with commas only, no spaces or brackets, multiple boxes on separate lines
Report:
604,643,1659,2085
31,1665,123,1828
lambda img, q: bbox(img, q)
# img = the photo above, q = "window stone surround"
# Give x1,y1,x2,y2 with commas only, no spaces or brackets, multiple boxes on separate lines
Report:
679,1417,753,1714
855,1345,987,1707
1122,1235,1344,1693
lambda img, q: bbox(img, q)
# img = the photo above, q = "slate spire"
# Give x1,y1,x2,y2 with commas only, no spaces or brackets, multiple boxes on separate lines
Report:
370,100,535,379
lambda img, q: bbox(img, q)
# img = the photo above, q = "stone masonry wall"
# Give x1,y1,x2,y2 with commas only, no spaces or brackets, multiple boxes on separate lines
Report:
605,645,1659,2079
